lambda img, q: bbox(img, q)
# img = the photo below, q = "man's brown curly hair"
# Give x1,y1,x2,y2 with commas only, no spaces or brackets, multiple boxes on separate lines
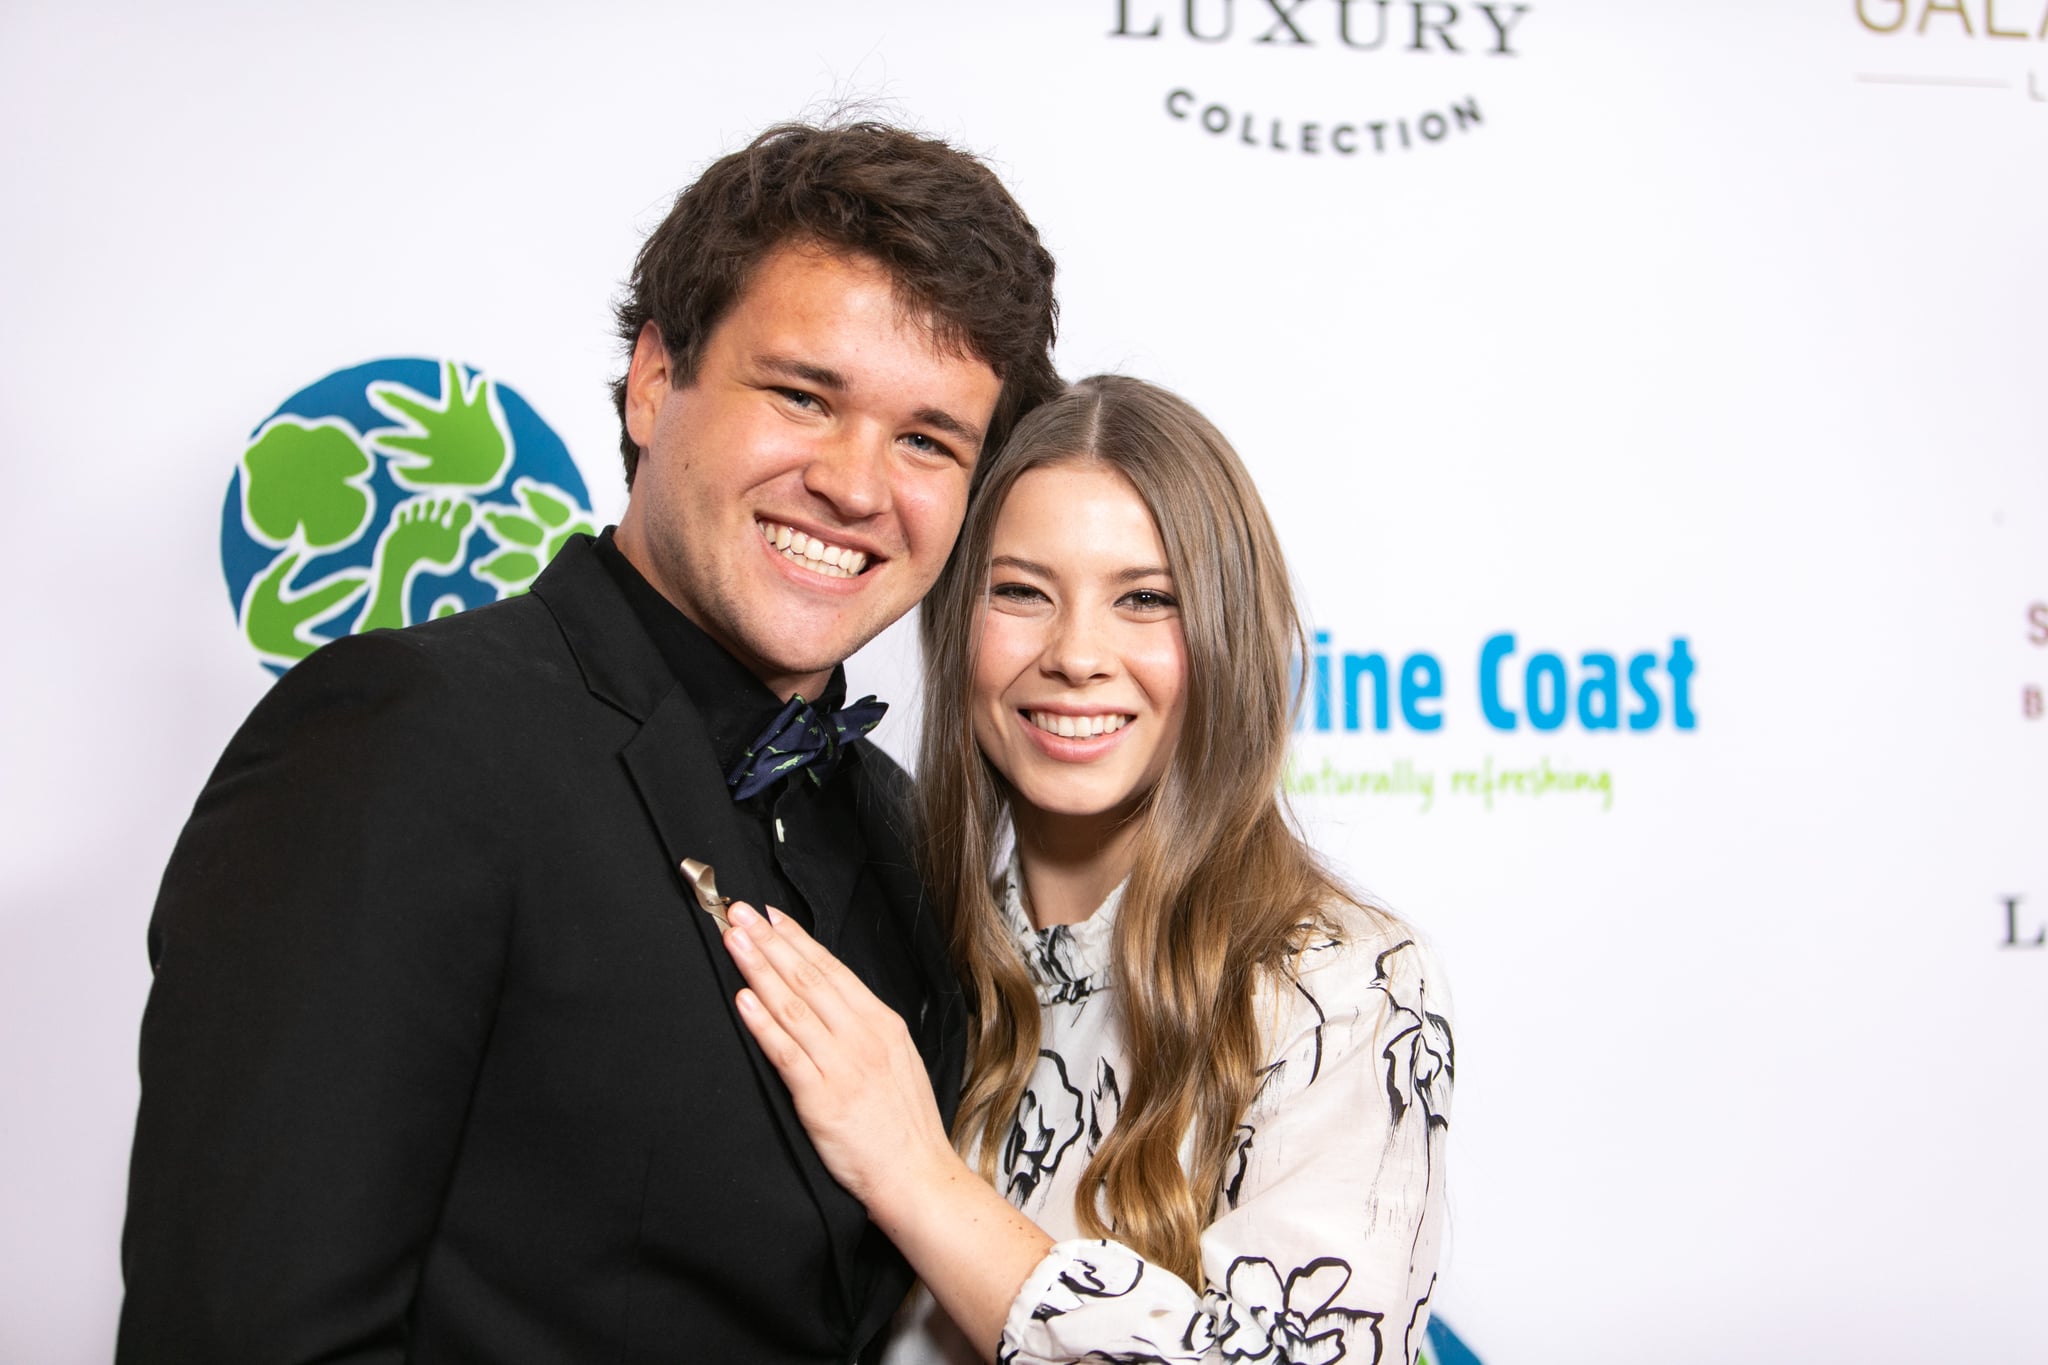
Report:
611,121,1061,487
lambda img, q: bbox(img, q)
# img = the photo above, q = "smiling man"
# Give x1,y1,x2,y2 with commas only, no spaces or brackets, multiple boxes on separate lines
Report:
617,243,999,701
119,122,1060,1365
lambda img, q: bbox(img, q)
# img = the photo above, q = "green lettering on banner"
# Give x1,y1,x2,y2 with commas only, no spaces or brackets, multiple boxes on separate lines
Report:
1285,755,1617,812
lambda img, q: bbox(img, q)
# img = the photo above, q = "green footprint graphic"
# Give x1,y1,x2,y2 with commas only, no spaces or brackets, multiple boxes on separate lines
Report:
368,361,511,493
242,548,369,662
358,497,475,632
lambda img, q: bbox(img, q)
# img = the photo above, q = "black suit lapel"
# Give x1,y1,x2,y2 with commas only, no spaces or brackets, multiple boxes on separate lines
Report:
533,538,869,1328
618,695,869,1327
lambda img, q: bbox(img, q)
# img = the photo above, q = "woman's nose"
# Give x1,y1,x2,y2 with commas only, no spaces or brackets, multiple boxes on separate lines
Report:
1041,607,1112,683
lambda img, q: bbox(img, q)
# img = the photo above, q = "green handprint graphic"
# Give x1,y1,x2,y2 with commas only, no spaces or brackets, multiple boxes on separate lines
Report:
240,419,374,550
357,496,475,632
368,361,512,493
472,477,596,597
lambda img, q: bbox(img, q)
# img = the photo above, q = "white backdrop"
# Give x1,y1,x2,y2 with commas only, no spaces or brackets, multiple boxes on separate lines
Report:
3,3,2043,1361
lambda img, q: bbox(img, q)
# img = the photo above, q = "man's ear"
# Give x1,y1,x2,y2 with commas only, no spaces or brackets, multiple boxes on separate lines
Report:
623,322,673,454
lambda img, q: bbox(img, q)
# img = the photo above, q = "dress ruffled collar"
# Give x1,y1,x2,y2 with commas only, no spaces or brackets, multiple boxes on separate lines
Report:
999,853,1125,1006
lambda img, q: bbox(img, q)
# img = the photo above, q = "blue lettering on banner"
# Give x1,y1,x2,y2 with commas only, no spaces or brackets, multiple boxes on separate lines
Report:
1297,630,1698,733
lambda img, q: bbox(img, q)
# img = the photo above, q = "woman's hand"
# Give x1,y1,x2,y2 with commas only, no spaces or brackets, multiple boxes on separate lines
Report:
722,902,955,1211
724,902,1056,1355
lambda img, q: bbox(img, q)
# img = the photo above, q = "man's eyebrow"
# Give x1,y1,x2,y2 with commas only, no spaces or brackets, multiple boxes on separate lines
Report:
912,405,986,451
753,354,986,451
754,354,847,391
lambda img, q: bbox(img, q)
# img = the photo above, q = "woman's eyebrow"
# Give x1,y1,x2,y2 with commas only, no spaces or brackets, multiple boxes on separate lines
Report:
989,558,1172,582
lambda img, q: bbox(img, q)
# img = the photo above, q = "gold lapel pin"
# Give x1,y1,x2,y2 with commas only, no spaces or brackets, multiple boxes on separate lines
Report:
679,858,732,931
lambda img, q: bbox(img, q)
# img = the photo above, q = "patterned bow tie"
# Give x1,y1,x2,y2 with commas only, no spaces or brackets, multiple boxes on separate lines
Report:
725,693,888,801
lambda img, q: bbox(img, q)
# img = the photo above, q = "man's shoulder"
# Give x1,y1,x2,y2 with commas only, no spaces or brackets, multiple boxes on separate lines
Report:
849,737,911,795
848,738,915,817
286,593,570,699
230,594,594,779
843,741,923,876
362,590,566,667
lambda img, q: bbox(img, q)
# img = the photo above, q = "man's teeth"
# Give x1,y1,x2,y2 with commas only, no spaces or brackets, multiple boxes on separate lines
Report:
758,521,867,578
1027,711,1130,739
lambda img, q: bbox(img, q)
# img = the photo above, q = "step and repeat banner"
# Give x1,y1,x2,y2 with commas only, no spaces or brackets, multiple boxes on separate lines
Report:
2,3,2041,1361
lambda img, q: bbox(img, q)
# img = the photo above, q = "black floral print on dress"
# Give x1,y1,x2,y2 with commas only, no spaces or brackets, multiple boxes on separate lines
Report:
1200,1256,1385,1364
882,862,1452,1365
1371,941,1454,1131
1002,1050,1086,1210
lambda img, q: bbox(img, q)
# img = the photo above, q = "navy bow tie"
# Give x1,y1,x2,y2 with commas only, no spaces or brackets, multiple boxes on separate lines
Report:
725,693,888,801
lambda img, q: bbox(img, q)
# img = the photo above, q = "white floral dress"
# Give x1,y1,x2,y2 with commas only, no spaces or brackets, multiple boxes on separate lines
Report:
882,866,1454,1365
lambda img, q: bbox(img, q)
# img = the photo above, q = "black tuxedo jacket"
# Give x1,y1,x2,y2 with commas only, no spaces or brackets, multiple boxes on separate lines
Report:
118,535,965,1364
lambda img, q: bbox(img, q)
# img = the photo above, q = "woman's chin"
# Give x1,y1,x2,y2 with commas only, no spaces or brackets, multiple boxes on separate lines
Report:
1006,783,1152,833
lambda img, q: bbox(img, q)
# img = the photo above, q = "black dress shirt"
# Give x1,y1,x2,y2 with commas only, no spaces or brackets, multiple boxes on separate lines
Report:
594,530,892,950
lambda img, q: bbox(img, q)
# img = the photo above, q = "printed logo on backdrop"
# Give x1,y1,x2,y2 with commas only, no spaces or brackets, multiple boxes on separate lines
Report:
2026,599,2046,720
1419,1316,1487,1365
1107,1,1534,158
2009,602,2045,952
1286,628,1697,814
220,359,595,675
2000,895,2044,949
1854,0,2048,102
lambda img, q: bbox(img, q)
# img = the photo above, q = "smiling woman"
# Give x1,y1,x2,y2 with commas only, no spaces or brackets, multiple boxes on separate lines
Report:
970,461,1190,858
720,375,1453,1365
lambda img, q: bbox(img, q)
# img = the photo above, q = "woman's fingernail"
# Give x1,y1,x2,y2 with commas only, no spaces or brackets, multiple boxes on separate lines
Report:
729,902,760,926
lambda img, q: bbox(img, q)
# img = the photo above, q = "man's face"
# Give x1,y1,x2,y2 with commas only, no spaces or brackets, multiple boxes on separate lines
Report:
617,243,1003,701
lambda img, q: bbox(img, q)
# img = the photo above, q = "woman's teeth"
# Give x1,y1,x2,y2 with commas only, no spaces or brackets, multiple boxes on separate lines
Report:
758,520,867,578
1027,711,1129,739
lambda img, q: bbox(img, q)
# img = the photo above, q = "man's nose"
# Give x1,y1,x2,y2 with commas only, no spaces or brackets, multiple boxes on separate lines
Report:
801,425,891,520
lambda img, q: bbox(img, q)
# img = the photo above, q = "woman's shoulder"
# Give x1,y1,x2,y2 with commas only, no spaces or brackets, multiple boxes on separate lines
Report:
1254,899,1454,1095
1288,899,1450,1005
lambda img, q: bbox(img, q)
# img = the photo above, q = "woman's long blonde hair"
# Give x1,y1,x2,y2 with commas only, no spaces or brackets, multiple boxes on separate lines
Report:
915,375,1363,1283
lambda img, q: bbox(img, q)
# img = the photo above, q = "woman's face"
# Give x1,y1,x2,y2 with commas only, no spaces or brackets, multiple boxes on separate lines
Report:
970,462,1189,829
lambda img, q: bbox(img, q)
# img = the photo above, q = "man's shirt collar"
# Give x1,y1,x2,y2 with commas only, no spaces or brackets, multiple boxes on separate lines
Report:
591,528,849,775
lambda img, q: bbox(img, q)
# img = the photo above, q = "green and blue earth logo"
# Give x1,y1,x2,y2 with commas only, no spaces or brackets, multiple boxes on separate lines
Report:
221,358,596,674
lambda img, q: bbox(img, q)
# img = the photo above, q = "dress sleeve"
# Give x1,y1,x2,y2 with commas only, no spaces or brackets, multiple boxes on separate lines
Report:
997,930,1454,1365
